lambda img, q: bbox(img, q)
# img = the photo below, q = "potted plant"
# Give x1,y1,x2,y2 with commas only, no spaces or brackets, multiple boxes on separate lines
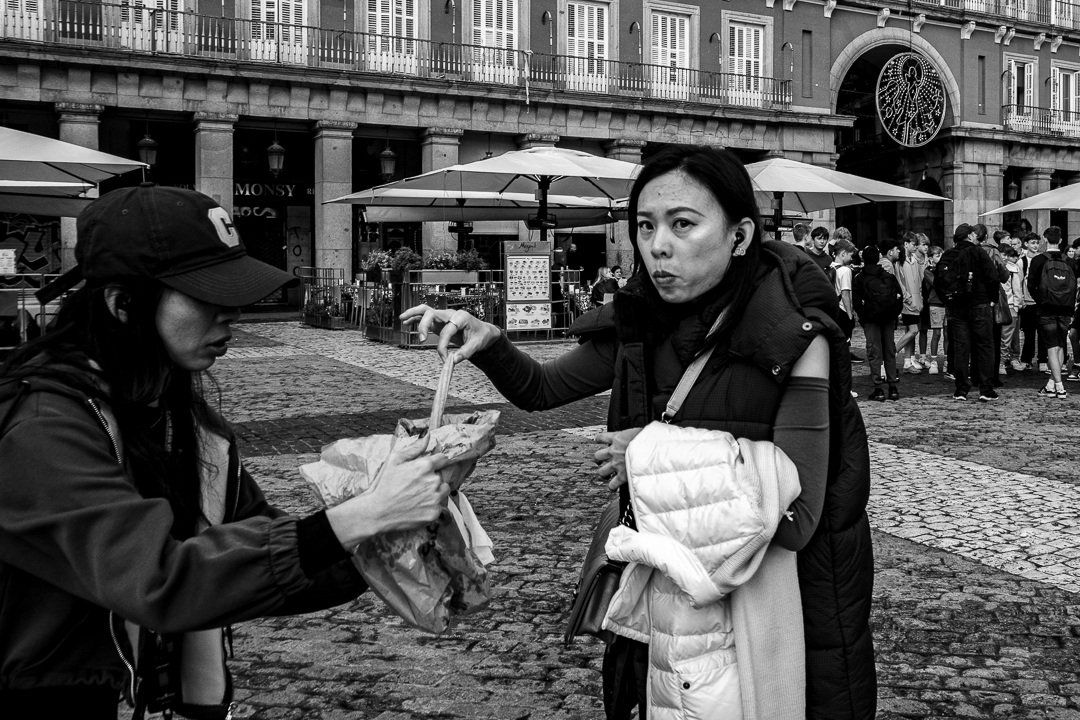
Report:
389,247,423,283
361,250,392,282
419,249,487,284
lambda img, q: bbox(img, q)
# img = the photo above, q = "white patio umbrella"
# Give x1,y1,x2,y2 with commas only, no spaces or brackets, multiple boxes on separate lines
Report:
0,126,145,184
366,147,640,241
0,180,95,216
744,157,947,239
327,185,617,227
978,183,1080,216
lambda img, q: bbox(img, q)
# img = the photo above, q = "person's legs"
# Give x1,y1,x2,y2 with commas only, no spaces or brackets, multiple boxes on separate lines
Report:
992,322,1003,385
1001,316,1018,367
1020,304,1037,366
918,309,930,362
863,322,884,396
949,309,972,396
945,316,955,376
882,319,898,384
1070,328,1080,378
970,304,996,395
897,317,920,370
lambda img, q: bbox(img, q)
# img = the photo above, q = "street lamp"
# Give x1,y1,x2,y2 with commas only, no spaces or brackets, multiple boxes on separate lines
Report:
267,137,286,177
137,133,158,167
379,144,397,180
1006,179,1019,203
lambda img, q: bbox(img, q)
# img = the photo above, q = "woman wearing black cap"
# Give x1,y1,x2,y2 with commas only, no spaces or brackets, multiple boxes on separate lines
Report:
0,186,451,719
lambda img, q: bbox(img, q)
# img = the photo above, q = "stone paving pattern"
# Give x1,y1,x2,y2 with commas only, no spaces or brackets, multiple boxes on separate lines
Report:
176,320,1080,719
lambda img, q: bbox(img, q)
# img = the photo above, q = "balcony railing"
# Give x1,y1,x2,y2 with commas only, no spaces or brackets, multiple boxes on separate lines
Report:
1003,104,1080,137
0,0,791,110
915,0,1080,30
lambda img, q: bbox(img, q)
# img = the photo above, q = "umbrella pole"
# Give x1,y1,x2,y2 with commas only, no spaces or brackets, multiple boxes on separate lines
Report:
538,176,551,245
773,191,783,242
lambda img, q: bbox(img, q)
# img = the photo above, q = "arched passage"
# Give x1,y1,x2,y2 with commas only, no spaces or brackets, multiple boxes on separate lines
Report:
830,28,961,127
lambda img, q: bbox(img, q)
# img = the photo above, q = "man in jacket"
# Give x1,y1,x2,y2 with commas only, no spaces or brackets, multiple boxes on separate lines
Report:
1018,233,1046,371
1028,226,1076,398
947,223,1009,401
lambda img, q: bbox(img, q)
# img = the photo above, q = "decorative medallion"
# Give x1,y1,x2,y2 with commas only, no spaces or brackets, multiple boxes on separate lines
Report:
876,52,947,148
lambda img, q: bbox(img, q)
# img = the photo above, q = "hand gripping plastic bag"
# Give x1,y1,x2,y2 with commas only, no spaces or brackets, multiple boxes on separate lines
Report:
300,354,499,633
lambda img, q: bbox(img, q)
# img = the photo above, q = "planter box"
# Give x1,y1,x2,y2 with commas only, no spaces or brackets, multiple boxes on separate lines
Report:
304,313,346,330
415,270,480,285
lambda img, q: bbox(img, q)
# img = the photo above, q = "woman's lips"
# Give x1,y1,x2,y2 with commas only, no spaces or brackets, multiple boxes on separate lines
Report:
652,271,677,285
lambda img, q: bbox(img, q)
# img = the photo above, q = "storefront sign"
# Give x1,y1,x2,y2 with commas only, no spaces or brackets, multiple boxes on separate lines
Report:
234,183,312,198
877,51,946,148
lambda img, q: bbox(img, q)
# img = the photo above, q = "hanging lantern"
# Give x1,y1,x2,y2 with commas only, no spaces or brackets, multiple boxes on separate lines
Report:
379,145,397,180
1006,179,1019,203
137,134,159,167
267,139,286,177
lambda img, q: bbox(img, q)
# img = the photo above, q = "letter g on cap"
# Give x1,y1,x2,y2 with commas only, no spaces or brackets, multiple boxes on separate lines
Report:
208,207,240,248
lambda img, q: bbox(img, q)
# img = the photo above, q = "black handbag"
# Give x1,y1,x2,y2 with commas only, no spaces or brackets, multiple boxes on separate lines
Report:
563,496,626,646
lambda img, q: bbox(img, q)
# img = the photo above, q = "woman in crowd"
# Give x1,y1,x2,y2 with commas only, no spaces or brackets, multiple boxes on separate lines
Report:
0,186,451,719
403,146,876,720
591,266,622,307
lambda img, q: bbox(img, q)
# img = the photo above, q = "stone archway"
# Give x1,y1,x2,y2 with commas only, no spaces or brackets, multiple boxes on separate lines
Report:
830,28,961,126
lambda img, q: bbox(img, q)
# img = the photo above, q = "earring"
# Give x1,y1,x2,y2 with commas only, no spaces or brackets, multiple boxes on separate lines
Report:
733,232,747,257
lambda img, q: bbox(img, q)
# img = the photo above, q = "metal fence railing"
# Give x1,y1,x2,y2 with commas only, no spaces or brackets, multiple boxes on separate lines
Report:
914,0,1080,29
1,0,791,110
1003,104,1080,137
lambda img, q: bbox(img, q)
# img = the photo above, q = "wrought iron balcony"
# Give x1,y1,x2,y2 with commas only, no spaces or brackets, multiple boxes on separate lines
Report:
1003,104,1080,137
0,0,792,111
914,0,1080,30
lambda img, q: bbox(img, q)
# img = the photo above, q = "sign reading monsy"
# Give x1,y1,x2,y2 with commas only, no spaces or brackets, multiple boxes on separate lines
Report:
876,52,946,148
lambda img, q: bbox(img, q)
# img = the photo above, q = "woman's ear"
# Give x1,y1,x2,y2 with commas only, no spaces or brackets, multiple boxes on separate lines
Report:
104,286,132,324
731,217,756,257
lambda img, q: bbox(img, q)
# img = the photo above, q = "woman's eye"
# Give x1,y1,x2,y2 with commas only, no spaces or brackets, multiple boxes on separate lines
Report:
637,221,653,233
673,218,693,230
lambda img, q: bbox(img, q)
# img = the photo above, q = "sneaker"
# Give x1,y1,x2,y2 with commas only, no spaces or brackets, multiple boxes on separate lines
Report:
928,360,940,375
1067,372,1080,382
904,363,922,374
1010,359,1027,372
849,352,864,362
887,385,900,401
998,364,1008,376
850,390,859,398
909,358,924,370
944,371,956,380
979,389,999,402
1041,363,1051,374
1038,386,1057,398
952,392,967,401
868,387,886,402
1059,388,1069,399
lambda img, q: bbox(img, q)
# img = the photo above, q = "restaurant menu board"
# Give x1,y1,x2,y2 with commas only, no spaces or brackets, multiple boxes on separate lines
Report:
503,240,551,330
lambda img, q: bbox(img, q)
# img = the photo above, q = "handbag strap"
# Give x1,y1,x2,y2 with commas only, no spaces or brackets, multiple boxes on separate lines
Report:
660,310,726,424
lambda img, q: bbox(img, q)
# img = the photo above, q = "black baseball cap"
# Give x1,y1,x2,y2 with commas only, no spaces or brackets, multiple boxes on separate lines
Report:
953,223,975,242
37,184,297,306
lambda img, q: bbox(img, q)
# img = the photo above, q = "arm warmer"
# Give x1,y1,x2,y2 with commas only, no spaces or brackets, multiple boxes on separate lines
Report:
771,376,830,552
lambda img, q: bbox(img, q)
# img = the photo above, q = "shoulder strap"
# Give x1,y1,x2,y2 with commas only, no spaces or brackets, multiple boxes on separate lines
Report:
661,310,726,423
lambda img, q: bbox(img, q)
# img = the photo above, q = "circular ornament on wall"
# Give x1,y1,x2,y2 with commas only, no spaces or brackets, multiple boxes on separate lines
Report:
876,51,947,148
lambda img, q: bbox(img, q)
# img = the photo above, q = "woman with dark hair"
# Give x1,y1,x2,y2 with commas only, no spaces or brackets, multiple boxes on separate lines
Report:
402,146,876,719
0,186,451,720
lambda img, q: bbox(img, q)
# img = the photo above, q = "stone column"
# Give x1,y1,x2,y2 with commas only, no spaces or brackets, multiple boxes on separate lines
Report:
1020,169,1052,236
1066,174,1080,241
941,161,982,248
516,133,559,150
56,103,104,272
604,139,646,268
193,112,238,214
420,127,464,256
313,121,357,276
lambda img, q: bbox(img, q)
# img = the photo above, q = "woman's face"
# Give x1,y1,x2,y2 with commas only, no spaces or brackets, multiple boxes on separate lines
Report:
156,289,241,372
635,170,748,304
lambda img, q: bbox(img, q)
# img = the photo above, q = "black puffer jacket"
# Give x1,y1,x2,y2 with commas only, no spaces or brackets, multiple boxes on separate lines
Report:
605,241,876,719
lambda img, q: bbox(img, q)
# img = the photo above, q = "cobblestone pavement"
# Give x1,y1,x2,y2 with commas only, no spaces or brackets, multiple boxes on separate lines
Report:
188,321,1080,719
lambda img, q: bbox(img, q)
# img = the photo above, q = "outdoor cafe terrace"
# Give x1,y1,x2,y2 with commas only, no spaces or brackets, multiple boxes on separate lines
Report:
0,0,792,111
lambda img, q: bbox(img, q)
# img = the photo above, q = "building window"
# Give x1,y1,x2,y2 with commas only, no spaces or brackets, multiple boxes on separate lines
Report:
1005,55,1036,112
978,55,986,114
801,30,812,99
468,0,517,83
721,10,773,107
565,1,608,91
644,0,698,99
1052,64,1080,113
249,0,306,63
367,0,416,42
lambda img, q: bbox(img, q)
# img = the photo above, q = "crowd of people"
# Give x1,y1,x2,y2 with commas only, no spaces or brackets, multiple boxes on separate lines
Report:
788,220,1079,402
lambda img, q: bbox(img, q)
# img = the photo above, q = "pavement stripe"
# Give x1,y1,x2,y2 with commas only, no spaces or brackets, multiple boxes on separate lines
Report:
868,441,1080,594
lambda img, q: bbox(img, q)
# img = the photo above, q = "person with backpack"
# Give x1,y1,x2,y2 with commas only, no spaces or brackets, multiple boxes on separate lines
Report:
853,244,904,401
1027,226,1077,398
1019,232,1048,372
922,245,947,375
936,223,1009,401
0,186,452,719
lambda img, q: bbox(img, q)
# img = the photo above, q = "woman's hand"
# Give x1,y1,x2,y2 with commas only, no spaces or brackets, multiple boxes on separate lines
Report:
400,305,502,363
594,428,644,490
325,437,451,550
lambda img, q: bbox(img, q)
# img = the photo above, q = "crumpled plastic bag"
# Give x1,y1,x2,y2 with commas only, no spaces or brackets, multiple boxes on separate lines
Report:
300,409,500,633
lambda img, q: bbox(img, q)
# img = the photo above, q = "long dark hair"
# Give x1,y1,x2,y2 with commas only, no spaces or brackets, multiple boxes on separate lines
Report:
1,283,214,538
627,145,764,338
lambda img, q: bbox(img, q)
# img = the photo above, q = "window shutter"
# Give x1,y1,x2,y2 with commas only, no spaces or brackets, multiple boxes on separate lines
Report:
473,0,514,50
1073,71,1080,115
1052,66,1061,110
251,0,262,39
1024,62,1034,110
568,2,607,63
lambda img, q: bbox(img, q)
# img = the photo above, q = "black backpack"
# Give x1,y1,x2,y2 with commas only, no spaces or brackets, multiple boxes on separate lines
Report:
856,269,903,322
1038,253,1078,307
933,248,970,305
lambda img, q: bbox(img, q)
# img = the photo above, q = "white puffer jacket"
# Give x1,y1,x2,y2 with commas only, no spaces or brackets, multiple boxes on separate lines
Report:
602,422,804,720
